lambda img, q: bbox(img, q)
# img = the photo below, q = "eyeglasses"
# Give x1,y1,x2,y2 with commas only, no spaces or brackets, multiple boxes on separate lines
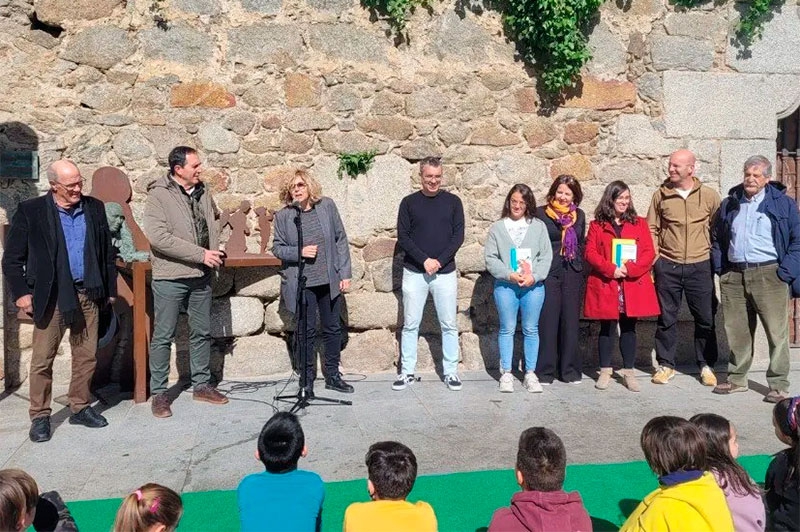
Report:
55,178,85,191
290,182,307,189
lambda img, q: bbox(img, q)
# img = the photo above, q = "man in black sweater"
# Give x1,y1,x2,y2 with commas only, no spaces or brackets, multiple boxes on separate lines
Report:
394,156,465,391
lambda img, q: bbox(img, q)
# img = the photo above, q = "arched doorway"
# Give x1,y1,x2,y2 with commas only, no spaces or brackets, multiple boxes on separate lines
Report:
776,107,800,344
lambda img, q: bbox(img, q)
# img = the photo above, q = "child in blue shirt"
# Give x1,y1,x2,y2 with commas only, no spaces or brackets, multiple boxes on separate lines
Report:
237,412,324,532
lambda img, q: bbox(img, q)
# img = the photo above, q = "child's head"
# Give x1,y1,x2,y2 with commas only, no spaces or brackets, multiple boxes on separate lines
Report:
773,397,800,484
691,413,759,496
690,413,738,459
773,397,800,447
0,469,38,532
515,427,566,492
641,416,707,476
365,441,417,501
113,483,183,532
257,412,306,473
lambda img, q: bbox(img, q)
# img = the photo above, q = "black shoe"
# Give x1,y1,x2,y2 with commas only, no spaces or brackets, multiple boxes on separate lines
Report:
297,386,315,399
29,416,51,443
68,406,108,428
325,374,354,394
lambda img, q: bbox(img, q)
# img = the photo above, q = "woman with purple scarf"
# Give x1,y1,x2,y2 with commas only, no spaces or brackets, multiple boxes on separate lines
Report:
535,174,586,384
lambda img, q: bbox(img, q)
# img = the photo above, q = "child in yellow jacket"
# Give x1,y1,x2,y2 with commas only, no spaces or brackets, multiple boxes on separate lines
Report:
620,416,734,532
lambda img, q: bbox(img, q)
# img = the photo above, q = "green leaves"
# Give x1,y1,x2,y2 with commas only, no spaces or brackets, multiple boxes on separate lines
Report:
359,0,778,99
503,0,602,94
337,151,377,180
362,0,430,34
670,0,776,44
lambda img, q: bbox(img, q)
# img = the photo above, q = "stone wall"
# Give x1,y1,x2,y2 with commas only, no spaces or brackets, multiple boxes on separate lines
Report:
2,0,799,384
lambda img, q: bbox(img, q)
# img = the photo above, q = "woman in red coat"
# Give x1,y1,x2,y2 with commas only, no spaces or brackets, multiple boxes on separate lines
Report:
584,181,659,392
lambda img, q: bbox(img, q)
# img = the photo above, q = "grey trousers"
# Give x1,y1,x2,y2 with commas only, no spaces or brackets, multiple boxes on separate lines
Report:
149,275,212,395
720,264,790,392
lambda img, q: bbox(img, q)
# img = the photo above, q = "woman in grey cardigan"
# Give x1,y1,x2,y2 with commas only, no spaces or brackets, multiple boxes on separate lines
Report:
272,169,353,396
484,184,553,393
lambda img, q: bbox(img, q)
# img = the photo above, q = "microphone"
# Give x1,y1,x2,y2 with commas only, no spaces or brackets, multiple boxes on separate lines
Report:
289,201,302,211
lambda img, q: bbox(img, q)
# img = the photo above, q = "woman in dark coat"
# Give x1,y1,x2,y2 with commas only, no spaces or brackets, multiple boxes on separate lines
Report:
535,174,586,384
584,180,659,392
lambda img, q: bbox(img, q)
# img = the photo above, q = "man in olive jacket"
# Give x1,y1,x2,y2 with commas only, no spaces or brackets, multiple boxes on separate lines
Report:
647,149,721,387
143,146,228,418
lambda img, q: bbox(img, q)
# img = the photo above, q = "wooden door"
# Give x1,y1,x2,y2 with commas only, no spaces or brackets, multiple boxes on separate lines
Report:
776,107,800,345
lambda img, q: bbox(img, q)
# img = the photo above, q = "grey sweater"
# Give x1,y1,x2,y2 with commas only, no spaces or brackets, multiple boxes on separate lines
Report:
484,218,552,282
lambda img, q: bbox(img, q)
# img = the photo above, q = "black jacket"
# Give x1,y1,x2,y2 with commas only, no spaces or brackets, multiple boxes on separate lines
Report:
765,449,799,531
2,193,117,325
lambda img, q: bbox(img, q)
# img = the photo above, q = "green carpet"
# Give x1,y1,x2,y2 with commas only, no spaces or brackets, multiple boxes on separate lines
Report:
67,455,772,532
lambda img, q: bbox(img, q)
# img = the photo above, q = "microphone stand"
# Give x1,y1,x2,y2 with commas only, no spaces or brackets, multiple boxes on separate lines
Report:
275,205,352,413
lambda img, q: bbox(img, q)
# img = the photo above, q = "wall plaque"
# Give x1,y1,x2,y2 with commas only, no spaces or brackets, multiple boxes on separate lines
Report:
0,151,39,180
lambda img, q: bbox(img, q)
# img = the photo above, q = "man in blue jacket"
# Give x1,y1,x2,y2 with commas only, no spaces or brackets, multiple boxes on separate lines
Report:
711,155,800,402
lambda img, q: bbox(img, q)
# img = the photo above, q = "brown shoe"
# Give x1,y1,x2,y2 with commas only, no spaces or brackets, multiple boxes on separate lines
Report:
193,384,229,405
765,389,788,403
712,382,748,395
151,394,172,418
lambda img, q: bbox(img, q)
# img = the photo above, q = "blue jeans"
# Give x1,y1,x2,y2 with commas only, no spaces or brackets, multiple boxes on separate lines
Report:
493,280,545,372
400,268,459,375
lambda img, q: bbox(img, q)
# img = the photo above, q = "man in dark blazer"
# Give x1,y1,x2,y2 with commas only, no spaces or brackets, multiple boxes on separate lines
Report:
2,160,117,442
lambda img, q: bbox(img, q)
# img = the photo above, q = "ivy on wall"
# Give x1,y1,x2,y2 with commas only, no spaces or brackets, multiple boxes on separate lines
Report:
673,0,776,44
360,0,781,95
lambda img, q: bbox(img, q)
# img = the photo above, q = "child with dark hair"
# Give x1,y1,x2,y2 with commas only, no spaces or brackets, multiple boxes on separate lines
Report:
237,412,324,532
488,427,591,532
113,483,182,532
766,397,800,531
690,413,765,531
621,416,734,532
343,441,436,532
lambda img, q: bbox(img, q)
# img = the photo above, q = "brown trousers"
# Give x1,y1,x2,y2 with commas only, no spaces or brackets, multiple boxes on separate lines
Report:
29,293,99,419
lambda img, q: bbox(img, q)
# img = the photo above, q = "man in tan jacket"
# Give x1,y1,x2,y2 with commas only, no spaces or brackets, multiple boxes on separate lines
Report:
647,149,721,386
143,146,228,418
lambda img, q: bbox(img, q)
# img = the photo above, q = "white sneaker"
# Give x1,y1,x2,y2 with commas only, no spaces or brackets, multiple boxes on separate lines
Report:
524,372,543,393
499,372,514,393
445,374,462,391
392,373,415,391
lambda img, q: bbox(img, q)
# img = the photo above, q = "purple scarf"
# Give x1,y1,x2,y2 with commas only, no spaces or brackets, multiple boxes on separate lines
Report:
546,202,579,261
